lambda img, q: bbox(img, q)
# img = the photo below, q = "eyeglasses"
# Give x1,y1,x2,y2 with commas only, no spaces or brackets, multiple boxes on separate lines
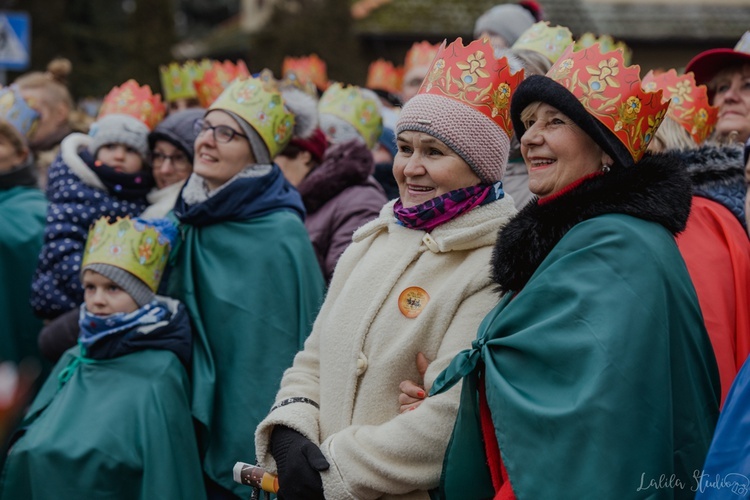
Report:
152,151,191,171
194,118,248,143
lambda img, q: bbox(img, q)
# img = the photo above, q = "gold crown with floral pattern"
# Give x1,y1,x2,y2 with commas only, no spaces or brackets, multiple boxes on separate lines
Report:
282,54,329,91
209,76,296,158
194,60,251,108
404,41,440,76
641,69,718,144
318,83,383,149
575,33,632,66
547,43,668,162
512,21,574,63
82,217,172,293
366,59,404,94
97,80,166,130
419,37,525,139
159,59,212,102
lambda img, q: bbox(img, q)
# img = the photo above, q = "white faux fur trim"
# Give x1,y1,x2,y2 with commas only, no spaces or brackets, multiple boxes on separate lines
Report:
60,133,107,191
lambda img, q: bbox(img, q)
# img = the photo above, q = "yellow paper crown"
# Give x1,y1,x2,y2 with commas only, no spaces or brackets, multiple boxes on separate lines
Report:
575,33,632,66
194,60,251,108
547,43,669,162
209,76,296,158
366,59,404,95
642,69,718,145
82,217,172,293
404,41,440,76
159,59,211,102
512,21,574,63
98,80,166,130
420,37,525,139
318,83,383,149
282,54,329,92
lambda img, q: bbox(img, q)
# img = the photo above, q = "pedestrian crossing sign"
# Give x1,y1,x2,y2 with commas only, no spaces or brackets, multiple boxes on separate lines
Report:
0,11,30,70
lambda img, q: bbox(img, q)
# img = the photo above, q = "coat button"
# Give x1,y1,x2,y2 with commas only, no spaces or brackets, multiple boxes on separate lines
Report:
356,352,368,376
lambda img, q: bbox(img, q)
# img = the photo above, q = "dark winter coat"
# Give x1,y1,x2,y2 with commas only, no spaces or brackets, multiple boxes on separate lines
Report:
30,134,152,319
298,139,387,282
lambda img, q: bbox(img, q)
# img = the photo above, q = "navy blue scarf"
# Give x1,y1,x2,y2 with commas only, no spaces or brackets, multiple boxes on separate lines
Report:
174,163,306,227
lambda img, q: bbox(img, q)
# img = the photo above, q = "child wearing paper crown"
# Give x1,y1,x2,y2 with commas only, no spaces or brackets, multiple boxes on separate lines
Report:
0,216,206,499
30,80,165,322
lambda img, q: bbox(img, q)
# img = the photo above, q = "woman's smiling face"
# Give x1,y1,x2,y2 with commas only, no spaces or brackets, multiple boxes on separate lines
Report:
393,130,481,208
520,102,611,198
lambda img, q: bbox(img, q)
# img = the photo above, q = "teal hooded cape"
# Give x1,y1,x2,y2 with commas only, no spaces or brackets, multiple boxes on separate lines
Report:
433,156,720,499
168,168,325,497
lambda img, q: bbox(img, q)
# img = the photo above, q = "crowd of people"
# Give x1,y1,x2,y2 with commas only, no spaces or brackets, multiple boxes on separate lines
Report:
0,1,749,498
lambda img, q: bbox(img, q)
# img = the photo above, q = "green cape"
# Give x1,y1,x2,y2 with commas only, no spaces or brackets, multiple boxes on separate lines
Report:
0,346,205,499
433,215,720,499
0,187,46,364
168,211,325,497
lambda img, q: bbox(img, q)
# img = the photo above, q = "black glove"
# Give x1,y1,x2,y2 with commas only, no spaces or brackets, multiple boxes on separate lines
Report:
270,426,329,500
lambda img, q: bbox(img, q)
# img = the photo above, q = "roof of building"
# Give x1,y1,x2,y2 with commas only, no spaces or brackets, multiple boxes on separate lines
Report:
353,0,750,43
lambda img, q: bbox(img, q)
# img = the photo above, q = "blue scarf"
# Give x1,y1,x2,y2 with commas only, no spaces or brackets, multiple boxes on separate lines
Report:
78,301,169,355
174,163,306,227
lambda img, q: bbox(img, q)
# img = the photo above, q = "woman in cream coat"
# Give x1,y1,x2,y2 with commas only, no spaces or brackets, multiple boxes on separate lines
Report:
255,38,524,500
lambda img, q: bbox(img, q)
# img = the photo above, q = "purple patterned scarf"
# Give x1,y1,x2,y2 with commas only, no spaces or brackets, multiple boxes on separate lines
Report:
394,181,504,231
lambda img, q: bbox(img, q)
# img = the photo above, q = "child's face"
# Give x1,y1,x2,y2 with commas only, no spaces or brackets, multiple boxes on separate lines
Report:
96,143,144,174
82,270,139,316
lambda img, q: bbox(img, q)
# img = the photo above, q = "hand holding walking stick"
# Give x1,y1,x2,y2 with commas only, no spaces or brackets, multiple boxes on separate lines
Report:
233,462,279,499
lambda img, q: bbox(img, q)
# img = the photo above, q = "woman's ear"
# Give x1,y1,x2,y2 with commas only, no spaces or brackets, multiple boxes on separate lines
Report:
601,151,614,167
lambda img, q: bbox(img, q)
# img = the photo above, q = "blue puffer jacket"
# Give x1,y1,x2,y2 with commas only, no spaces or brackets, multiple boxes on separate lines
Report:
30,134,151,319
682,144,747,230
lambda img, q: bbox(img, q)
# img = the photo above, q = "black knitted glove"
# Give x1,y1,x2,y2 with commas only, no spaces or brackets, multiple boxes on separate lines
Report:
270,426,329,500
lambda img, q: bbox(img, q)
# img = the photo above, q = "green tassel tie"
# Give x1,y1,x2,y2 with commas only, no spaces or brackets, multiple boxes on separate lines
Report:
57,355,97,388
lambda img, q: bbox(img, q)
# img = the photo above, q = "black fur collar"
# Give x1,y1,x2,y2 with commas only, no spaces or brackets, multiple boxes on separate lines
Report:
679,143,744,190
491,152,692,293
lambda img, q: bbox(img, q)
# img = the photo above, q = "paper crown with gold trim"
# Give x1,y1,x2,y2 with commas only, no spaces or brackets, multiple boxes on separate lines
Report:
282,54,329,92
159,59,212,102
642,69,718,144
0,86,40,142
194,60,251,109
97,80,166,130
512,21,574,64
209,76,296,158
512,42,668,166
82,217,173,293
318,83,383,149
575,33,632,66
419,37,525,139
404,41,440,76
366,59,404,95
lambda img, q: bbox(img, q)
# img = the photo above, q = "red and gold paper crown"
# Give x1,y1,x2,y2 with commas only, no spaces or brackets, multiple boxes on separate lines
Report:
404,41,440,76
512,21,574,64
282,54,329,92
418,37,525,138
366,59,404,95
97,80,166,130
547,43,669,162
159,59,212,102
641,69,718,145
575,33,632,66
194,60,251,108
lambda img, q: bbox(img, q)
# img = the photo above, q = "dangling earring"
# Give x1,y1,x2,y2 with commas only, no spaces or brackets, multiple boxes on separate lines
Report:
601,164,611,173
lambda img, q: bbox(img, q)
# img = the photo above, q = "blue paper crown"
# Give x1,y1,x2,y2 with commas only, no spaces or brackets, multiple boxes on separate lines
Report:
0,86,40,141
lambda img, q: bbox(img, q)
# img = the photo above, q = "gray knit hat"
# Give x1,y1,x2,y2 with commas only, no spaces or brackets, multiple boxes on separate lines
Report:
83,263,154,307
148,108,204,162
89,114,150,160
396,94,510,183
473,4,536,46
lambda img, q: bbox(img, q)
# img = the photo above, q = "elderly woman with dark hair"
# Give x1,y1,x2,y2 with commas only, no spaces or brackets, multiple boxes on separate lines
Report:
428,43,720,499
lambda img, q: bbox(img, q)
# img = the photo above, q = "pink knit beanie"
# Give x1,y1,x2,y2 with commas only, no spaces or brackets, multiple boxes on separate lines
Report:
396,93,510,183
